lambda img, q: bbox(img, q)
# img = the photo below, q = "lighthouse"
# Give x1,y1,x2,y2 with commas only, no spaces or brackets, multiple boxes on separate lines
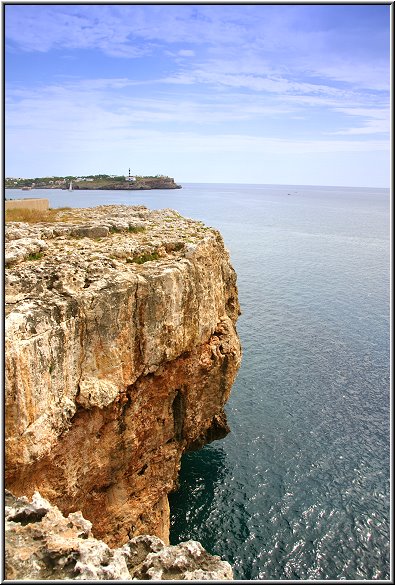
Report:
125,169,136,182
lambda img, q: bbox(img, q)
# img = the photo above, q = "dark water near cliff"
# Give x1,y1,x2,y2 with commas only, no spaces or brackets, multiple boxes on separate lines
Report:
6,184,390,580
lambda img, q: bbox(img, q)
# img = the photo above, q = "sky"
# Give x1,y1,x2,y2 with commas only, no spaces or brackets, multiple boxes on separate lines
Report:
4,3,391,187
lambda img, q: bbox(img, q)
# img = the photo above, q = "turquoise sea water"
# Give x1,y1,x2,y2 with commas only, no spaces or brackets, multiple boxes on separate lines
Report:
5,184,390,580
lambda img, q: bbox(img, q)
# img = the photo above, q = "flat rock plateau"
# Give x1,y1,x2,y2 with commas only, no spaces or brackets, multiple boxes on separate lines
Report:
5,204,241,580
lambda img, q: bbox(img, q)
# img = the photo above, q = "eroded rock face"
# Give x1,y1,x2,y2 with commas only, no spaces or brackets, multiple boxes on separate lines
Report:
5,205,241,547
5,491,233,580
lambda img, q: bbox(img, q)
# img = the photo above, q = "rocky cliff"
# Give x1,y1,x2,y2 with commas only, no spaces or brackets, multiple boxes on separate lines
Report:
5,490,233,580
5,205,241,562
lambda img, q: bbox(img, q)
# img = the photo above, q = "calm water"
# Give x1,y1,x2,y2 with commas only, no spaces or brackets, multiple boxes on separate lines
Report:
6,184,391,580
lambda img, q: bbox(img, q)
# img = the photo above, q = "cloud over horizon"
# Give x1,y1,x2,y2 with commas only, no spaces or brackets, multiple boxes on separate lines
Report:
5,4,390,186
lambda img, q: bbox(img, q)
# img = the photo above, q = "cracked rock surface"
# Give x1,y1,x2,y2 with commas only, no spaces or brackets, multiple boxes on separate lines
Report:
5,205,241,548
5,491,233,580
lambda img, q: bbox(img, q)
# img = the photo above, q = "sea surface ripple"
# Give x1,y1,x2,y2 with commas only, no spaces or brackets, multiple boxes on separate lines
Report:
6,183,390,580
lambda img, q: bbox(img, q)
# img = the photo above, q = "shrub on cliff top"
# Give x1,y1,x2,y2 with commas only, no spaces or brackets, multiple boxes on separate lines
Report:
27,252,44,261
126,252,160,264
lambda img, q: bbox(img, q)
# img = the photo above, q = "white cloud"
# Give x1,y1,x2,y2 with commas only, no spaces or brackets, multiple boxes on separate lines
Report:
307,61,390,92
6,5,390,88
6,73,390,166
327,106,390,136
5,4,390,185
178,49,195,57
5,5,250,55
6,80,291,130
176,68,351,97
6,85,389,156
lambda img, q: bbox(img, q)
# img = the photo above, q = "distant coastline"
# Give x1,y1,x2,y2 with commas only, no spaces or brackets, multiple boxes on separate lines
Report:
5,174,182,191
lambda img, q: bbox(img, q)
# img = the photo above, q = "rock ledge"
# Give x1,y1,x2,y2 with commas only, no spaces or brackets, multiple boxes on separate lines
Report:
5,490,233,580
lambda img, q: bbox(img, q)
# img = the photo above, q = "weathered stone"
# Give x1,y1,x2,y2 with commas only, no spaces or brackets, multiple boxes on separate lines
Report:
77,376,120,409
131,539,233,580
5,491,233,580
5,237,47,265
71,225,110,238
5,205,241,550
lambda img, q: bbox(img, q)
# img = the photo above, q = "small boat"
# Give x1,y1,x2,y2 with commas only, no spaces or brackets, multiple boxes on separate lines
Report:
69,181,73,191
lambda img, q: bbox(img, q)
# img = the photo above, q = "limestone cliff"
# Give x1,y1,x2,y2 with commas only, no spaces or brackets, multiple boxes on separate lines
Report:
5,205,241,551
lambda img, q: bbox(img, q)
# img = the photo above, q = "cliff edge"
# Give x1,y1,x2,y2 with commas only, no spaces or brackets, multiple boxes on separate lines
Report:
5,205,241,560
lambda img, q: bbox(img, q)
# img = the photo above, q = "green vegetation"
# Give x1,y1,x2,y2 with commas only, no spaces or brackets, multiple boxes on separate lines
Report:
128,225,145,233
5,174,180,190
109,225,145,235
126,252,160,264
27,252,44,261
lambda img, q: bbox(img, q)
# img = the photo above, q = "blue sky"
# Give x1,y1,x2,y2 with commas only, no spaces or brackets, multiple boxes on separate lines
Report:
5,4,391,186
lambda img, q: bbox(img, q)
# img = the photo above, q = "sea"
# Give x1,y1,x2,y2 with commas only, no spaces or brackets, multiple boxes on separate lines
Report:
5,183,391,580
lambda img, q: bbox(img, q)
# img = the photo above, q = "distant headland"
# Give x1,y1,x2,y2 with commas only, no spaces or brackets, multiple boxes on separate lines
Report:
5,173,182,191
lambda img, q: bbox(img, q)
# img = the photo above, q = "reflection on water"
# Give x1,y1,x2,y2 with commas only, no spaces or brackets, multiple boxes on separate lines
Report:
169,445,228,540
